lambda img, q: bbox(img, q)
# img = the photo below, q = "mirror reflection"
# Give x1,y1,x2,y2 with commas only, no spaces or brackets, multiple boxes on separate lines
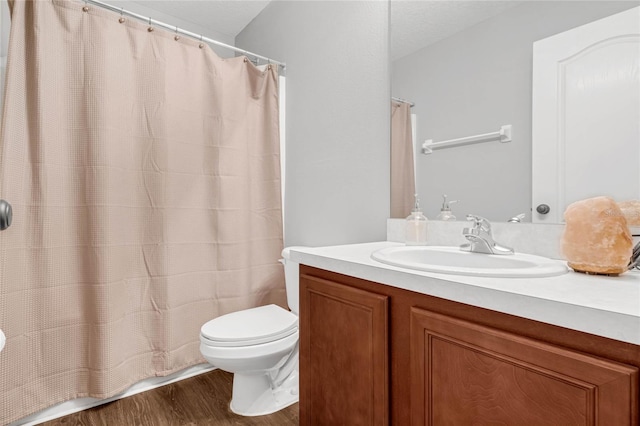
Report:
391,1,639,223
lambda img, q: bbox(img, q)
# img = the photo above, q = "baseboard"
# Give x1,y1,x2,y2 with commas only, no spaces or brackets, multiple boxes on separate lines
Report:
9,364,217,426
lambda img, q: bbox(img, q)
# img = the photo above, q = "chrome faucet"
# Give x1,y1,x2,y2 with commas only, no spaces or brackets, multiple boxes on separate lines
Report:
629,241,640,271
461,214,514,255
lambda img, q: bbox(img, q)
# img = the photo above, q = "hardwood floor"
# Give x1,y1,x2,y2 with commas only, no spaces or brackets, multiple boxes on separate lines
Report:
43,370,299,426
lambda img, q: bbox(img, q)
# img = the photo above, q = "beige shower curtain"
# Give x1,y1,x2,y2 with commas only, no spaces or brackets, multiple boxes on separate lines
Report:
391,101,415,218
0,0,286,423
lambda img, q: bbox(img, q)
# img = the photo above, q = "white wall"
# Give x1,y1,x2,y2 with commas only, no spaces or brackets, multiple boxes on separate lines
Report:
392,1,639,222
236,1,390,247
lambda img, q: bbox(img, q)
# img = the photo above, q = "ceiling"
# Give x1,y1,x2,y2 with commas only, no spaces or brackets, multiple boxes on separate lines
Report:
390,0,522,60
133,0,522,60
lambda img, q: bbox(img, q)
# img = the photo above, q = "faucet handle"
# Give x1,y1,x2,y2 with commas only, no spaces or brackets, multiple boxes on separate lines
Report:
466,214,491,232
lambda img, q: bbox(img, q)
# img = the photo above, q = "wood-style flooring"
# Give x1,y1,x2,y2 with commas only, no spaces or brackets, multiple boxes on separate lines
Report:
43,370,299,426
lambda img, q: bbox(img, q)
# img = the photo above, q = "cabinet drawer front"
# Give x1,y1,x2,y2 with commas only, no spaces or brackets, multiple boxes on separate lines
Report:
300,275,389,426
410,307,638,426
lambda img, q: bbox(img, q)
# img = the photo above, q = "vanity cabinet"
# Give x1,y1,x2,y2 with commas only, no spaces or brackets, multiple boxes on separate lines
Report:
411,307,636,425
299,265,640,425
300,273,389,426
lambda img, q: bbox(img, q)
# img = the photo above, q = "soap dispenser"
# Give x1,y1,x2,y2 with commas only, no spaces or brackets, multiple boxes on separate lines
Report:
436,194,458,221
405,194,428,245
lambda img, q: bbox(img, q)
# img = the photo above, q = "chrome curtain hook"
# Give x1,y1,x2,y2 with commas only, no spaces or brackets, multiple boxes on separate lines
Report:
118,7,125,23
174,26,180,41
147,16,154,32
199,35,204,49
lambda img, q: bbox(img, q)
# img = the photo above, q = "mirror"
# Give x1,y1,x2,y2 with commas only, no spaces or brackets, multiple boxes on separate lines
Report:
391,1,639,223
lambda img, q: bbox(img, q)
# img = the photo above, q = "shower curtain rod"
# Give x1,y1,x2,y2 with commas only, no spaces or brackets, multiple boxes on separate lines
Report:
84,0,286,70
392,96,414,107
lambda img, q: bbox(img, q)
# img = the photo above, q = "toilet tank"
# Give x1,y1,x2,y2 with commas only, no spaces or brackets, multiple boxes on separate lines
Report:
281,247,303,315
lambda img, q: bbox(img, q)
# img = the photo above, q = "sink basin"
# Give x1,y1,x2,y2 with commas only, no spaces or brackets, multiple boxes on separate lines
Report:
371,246,568,278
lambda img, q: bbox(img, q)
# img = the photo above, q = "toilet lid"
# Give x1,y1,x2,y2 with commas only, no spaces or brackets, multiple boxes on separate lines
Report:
200,304,298,347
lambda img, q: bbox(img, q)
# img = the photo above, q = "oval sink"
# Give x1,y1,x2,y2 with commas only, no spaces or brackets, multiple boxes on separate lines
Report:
371,246,568,278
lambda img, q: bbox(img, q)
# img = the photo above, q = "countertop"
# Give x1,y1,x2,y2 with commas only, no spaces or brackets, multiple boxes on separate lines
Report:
290,242,640,345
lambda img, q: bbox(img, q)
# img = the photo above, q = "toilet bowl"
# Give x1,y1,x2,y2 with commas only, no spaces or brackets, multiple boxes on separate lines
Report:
199,247,302,416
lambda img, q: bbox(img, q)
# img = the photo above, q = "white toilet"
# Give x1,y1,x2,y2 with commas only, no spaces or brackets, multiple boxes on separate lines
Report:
199,247,301,416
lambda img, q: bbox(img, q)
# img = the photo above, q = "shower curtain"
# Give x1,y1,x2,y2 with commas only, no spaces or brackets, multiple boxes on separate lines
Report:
391,101,415,218
0,0,286,423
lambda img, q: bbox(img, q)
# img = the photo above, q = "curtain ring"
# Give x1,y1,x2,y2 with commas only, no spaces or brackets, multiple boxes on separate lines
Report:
147,17,154,32
118,7,125,23
199,35,204,49
174,26,180,41
82,0,89,12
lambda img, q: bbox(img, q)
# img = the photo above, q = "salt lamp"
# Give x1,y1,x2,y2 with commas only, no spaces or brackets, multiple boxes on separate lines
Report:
561,196,633,275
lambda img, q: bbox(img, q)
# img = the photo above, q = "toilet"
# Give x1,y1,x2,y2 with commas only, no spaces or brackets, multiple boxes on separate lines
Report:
199,247,301,416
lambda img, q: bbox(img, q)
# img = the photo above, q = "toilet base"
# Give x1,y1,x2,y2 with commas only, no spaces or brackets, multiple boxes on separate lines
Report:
229,369,299,416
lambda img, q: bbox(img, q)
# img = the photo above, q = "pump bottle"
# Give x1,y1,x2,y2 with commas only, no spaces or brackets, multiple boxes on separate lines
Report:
436,194,458,221
405,194,428,245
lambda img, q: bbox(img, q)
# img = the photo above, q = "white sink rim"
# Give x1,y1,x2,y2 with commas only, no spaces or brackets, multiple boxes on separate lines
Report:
371,246,569,278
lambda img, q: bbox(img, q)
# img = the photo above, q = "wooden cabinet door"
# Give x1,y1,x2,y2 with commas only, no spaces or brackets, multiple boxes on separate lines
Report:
300,274,389,426
410,307,639,425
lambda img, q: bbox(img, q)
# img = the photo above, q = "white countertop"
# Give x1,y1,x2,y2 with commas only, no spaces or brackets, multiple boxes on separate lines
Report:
290,242,640,345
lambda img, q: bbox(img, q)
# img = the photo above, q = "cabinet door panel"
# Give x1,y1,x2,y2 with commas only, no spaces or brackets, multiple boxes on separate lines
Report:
410,307,638,425
300,274,389,426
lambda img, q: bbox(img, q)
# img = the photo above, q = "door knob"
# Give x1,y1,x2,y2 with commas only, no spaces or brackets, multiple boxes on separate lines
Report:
0,200,12,230
536,204,550,215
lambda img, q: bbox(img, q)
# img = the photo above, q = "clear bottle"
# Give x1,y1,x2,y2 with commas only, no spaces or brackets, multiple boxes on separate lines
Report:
405,194,428,245
436,194,458,221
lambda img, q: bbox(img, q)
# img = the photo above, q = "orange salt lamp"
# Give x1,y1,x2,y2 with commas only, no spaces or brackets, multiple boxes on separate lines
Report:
561,196,633,275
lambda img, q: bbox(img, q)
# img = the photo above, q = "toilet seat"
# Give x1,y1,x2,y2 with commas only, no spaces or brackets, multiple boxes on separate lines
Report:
201,304,298,347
